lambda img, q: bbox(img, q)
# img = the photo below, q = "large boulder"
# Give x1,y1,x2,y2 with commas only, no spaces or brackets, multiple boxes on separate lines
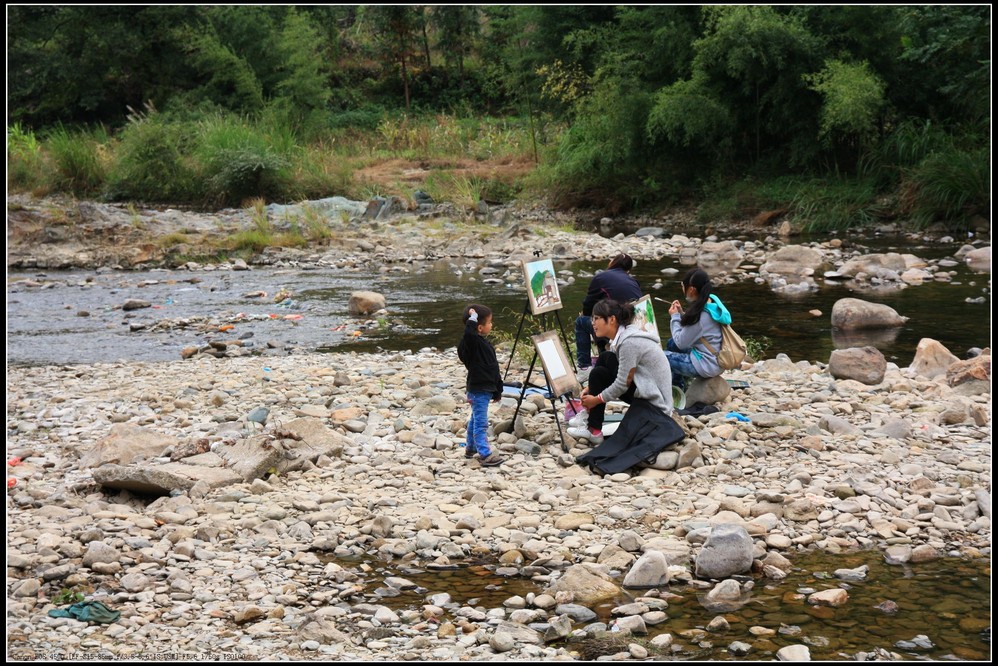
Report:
835,253,908,281
697,241,744,275
909,338,960,380
760,245,825,280
92,462,241,495
273,417,349,474
829,347,887,385
622,551,670,589
79,424,177,469
830,298,908,330
694,524,754,579
544,564,622,605
348,291,387,316
964,246,991,273
685,376,731,405
946,352,991,390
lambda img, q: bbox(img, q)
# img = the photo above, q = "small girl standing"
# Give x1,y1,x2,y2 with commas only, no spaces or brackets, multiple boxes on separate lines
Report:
666,268,732,390
457,304,505,467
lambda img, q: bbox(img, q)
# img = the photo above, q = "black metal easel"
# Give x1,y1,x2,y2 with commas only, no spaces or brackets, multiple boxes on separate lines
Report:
502,300,576,381
501,299,577,453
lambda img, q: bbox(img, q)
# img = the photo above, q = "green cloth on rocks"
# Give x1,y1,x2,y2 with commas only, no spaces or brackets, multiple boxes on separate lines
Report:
48,601,121,624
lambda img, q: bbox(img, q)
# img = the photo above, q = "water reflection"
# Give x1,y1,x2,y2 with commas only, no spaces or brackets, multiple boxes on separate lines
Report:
831,326,903,350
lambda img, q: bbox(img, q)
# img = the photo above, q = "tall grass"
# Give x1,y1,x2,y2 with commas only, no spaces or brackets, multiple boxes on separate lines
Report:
789,178,888,232
7,123,46,192
106,114,197,203
44,124,109,196
902,147,989,230
194,115,292,207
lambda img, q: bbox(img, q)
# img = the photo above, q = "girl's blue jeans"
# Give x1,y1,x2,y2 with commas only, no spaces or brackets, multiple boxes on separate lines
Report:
465,392,493,456
665,339,699,390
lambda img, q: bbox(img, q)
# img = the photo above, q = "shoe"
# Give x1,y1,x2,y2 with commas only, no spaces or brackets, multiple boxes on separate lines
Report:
567,409,589,428
576,366,592,383
480,452,505,467
464,445,477,459
567,425,604,446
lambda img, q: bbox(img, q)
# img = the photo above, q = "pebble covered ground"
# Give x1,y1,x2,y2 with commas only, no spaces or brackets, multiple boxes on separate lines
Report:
6,342,991,660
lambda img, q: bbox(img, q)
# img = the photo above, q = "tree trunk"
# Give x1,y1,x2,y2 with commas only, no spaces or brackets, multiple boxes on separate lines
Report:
401,56,410,111
421,17,431,70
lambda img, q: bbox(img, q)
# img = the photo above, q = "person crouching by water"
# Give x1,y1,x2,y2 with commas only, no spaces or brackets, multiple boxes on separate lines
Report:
457,304,505,467
666,268,730,390
574,253,642,382
568,298,673,446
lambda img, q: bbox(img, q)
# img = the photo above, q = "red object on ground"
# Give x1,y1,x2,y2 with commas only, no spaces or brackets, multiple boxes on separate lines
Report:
8,457,22,467
8,478,17,489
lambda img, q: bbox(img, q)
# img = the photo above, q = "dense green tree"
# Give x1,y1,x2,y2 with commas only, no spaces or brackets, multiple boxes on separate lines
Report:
360,5,422,110
431,6,481,84
895,5,990,126
272,10,333,119
7,5,204,127
690,6,824,168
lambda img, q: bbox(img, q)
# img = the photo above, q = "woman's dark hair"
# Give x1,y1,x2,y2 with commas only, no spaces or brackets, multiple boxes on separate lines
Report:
608,253,634,272
592,298,635,327
464,303,492,324
680,268,712,327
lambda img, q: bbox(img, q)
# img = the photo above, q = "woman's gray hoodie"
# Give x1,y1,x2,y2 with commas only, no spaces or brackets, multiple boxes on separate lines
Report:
598,325,673,415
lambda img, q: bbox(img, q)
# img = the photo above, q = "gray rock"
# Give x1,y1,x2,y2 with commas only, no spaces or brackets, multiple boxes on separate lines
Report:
98,459,243,494
494,620,543,645
347,291,387,316
829,347,887,384
695,524,754,579
777,645,811,661
544,564,621,606
831,298,908,330
82,541,120,568
622,551,670,588
79,424,177,469
489,631,515,653
685,376,731,405
613,615,648,634
555,604,597,622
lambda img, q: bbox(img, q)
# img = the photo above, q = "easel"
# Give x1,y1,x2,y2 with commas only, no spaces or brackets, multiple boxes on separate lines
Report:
500,258,579,453
508,330,575,453
502,300,575,382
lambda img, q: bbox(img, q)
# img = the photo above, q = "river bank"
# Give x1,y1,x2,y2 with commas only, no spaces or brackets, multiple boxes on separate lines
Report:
6,193,992,660
6,343,991,660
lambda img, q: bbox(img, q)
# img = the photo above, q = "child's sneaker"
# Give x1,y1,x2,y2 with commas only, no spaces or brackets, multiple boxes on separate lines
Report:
464,445,477,459
480,452,505,467
567,425,604,446
567,409,589,428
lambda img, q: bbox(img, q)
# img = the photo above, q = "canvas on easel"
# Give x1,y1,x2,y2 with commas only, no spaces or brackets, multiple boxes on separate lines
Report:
531,330,578,398
632,295,661,341
522,259,563,315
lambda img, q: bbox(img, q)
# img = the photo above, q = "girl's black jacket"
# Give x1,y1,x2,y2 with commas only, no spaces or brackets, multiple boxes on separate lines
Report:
458,319,503,399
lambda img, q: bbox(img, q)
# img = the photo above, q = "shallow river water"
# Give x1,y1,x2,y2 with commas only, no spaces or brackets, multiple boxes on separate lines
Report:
6,238,991,367
329,549,990,661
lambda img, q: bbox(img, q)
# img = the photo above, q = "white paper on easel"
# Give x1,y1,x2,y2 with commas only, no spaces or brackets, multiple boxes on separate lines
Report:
536,339,567,379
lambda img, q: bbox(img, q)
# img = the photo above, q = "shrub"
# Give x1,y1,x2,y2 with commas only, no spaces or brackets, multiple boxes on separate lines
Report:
326,105,388,131
44,124,109,196
790,177,888,232
7,123,46,192
902,146,989,231
106,115,197,203
194,115,292,207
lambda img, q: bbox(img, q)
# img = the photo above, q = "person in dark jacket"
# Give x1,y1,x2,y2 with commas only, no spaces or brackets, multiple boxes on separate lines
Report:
457,304,505,466
575,253,642,378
